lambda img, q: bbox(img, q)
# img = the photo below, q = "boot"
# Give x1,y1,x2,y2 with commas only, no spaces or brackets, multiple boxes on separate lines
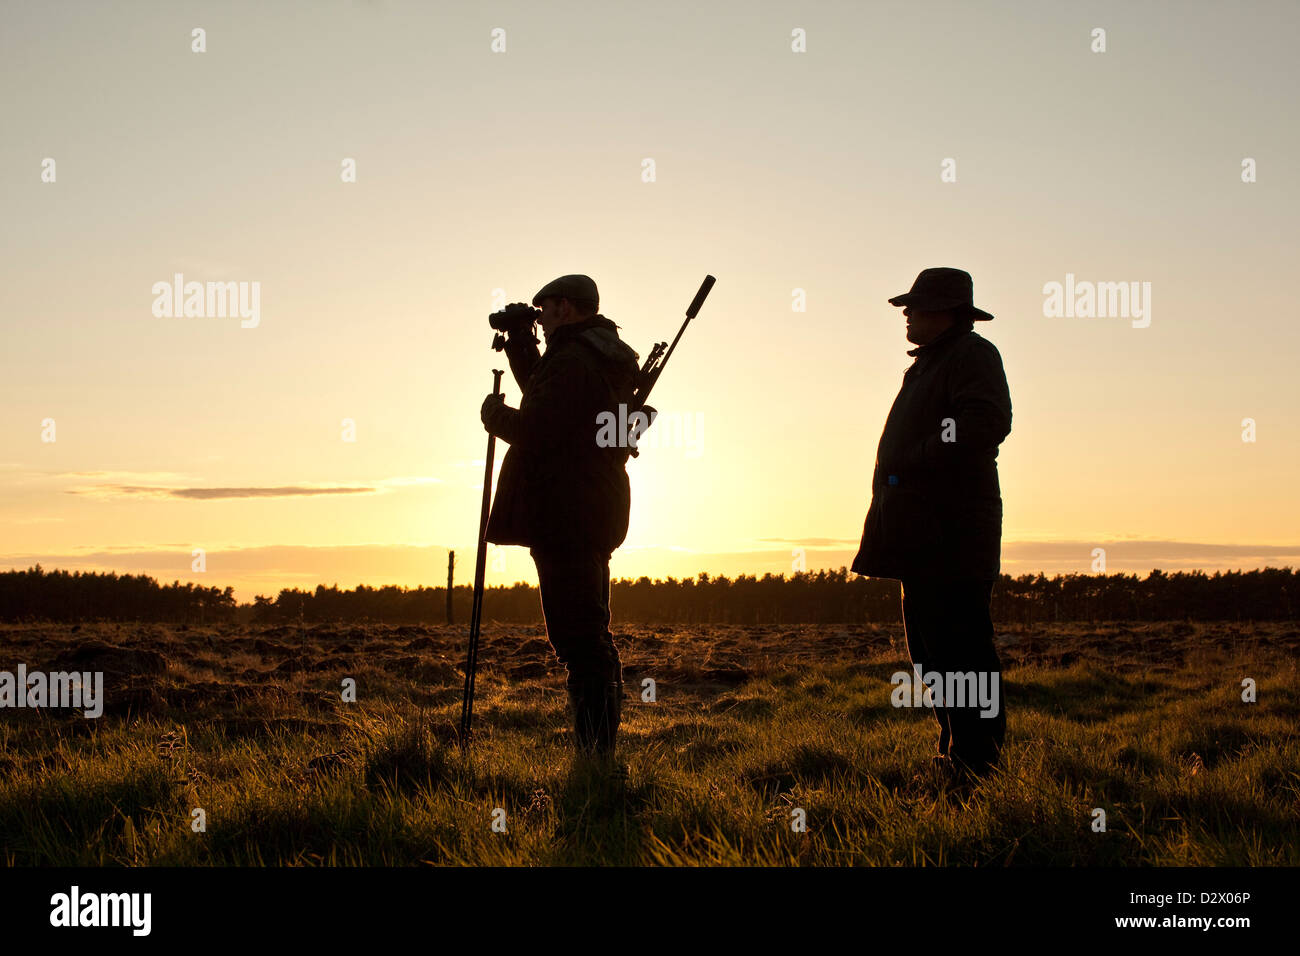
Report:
567,678,622,758
595,680,622,756
567,682,592,753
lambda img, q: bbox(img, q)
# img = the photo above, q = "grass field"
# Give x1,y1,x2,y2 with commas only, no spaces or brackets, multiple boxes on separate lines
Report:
1,619,1297,866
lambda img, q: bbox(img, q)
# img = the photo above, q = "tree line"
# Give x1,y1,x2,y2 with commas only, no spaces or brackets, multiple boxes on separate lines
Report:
1,565,1295,625
0,565,237,623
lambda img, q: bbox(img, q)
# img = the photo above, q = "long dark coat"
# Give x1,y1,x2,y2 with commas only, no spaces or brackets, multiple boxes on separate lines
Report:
851,325,1012,581
483,315,640,555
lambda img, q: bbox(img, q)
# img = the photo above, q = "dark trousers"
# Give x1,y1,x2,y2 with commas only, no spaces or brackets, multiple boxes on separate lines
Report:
900,577,1006,772
530,548,621,687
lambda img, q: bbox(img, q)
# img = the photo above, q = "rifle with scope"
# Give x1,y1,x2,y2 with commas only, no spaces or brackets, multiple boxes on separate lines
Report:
625,274,715,456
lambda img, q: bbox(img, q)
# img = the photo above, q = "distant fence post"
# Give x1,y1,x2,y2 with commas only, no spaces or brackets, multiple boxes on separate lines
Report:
446,551,454,624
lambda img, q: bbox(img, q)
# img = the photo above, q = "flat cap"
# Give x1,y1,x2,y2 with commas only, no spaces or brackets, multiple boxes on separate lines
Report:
532,274,599,309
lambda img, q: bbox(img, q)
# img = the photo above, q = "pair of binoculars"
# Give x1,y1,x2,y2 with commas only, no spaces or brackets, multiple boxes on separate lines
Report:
488,302,540,333
487,302,540,351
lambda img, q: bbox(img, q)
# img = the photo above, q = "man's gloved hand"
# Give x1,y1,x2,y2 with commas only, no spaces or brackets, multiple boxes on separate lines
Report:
480,393,505,429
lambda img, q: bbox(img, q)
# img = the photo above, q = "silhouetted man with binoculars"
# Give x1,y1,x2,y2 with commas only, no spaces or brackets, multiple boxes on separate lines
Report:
480,274,640,761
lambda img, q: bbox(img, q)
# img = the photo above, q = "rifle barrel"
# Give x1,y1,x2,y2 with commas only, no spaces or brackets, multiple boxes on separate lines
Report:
686,275,716,319
637,275,715,409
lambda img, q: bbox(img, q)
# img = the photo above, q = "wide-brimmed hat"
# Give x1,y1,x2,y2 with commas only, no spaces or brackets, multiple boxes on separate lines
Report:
888,267,993,321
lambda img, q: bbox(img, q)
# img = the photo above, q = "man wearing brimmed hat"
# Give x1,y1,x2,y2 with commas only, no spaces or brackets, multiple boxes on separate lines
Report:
479,274,641,761
851,267,1012,785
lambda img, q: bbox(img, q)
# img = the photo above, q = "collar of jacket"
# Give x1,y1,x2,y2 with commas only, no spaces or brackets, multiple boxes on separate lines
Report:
905,322,970,358
544,314,616,346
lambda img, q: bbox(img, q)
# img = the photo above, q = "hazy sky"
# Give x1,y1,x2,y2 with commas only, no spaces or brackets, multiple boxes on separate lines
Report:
3,0,1298,600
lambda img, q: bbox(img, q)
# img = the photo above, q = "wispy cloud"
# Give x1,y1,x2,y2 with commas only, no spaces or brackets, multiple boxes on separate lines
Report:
65,476,441,500
70,485,378,500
